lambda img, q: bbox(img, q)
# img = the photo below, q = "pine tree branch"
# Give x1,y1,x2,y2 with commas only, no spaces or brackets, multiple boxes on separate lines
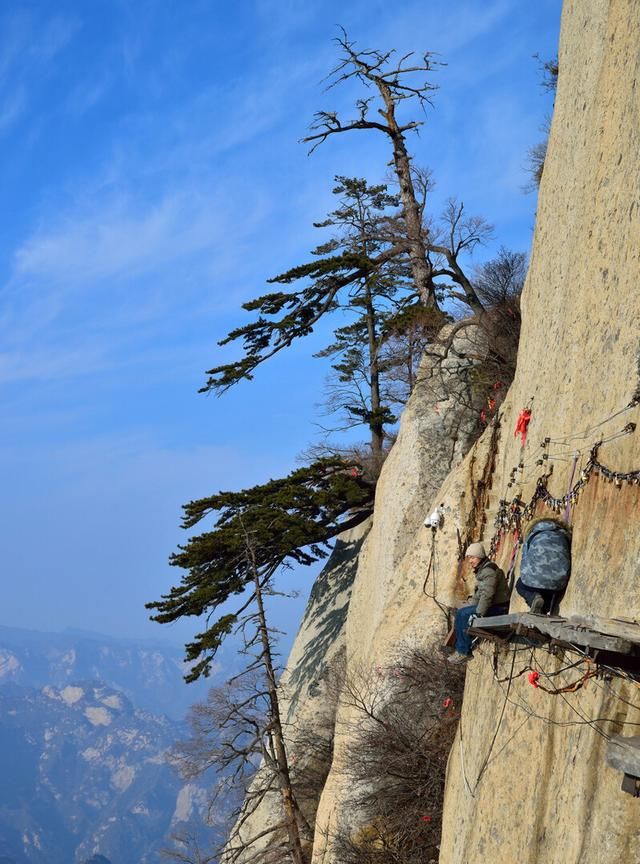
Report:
201,243,408,394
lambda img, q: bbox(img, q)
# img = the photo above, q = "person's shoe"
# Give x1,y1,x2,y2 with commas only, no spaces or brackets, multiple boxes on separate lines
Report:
529,594,544,614
447,652,470,664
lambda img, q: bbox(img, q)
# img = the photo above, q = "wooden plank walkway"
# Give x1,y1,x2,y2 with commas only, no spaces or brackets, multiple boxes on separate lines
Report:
467,612,640,796
468,612,640,656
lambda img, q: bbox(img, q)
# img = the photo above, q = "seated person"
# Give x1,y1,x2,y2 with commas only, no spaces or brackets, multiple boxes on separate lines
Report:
515,517,571,614
449,542,510,663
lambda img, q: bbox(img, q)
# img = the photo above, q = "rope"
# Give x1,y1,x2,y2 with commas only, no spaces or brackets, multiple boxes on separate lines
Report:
474,645,518,787
458,725,476,799
546,403,636,445
421,530,436,597
454,640,640,804
530,660,597,694
487,647,635,735
422,529,450,623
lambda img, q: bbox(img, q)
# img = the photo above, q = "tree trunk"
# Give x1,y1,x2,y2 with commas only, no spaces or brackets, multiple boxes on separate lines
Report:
364,275,384,461
249,555,308,864
379,82,436,309
407,336,415,395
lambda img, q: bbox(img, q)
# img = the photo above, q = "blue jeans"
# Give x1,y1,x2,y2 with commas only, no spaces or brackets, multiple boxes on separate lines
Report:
454,603,509,656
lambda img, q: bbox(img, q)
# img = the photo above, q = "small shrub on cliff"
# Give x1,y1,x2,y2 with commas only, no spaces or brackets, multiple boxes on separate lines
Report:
526,55,558,190
329,648,466,864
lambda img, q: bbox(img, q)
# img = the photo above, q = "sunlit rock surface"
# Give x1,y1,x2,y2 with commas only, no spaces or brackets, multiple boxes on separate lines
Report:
440,2,640,861
230,2,640,862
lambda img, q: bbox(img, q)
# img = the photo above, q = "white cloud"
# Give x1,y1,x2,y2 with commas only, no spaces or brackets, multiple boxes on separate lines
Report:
0,10,79,134
66,75,111,115
0,11,30,83
33,15,80,62
0,346,109,385
14,189,225,284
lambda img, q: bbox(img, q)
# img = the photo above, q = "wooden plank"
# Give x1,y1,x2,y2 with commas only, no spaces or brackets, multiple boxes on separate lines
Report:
469,627,511,645
473,613,564,630
472,613,634,654
472,613,525,629
525,617,633,654
568,614,640,644
606,736,640,777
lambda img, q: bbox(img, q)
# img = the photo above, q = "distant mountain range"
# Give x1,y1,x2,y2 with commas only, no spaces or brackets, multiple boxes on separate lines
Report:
0,624,215,720
0,625,231,863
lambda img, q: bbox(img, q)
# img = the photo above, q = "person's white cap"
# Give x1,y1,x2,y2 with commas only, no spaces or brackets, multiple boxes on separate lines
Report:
465,542,486,558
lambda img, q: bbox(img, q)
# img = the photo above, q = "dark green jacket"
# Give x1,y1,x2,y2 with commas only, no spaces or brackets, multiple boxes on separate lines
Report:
471,558,510,616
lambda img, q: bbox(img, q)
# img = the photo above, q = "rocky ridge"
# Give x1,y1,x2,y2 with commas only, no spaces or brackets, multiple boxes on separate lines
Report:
0,625,212,720
224,321,498,860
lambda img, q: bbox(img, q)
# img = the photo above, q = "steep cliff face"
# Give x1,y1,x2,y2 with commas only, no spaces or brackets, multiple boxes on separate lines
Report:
230,3,640,861
310,2,640,862
439,3,640,861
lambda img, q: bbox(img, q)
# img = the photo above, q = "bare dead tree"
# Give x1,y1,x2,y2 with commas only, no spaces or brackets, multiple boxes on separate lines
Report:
243,538,309,864
471,247,525,391
167,529,311,864
427,198,493,314
162,829,218,864
303,31,443,309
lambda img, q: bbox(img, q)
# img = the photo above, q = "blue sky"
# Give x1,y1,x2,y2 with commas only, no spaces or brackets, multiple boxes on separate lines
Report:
0,0,561,650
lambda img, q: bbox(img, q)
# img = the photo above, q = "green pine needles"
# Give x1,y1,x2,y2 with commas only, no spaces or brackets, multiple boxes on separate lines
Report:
147,457,375,681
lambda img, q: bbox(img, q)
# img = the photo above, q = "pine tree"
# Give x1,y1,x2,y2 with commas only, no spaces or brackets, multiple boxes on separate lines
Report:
200,191,406,397
147,457,374,681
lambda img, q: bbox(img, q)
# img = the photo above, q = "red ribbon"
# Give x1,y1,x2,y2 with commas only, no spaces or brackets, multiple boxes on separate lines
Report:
514,409,532,445
528,671,540,688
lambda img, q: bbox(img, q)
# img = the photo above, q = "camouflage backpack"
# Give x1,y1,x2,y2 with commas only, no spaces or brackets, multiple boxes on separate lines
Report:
520,519,571,592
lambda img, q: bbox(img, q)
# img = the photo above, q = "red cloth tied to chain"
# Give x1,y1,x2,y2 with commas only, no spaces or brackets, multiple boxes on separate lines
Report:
514,408,532,445
528,671,540,688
